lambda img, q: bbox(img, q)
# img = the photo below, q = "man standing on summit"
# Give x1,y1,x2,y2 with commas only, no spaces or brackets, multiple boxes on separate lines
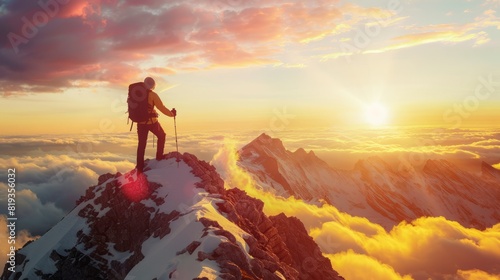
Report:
131,77,176,173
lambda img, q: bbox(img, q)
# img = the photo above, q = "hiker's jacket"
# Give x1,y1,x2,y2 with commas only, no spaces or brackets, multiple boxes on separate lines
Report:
139,91,171,124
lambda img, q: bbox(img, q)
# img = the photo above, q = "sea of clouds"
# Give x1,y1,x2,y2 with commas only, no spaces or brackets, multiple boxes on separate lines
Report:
0,127,499,278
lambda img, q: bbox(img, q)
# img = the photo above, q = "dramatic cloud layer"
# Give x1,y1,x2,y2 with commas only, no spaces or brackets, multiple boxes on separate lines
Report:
211,140,500,280
0,215,38,267
0,128,499,277
0,131,236,237
0,155,134,235
1,127,499,233
0,0,406,95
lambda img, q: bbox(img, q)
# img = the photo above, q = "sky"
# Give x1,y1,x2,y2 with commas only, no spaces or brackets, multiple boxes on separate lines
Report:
0,1,499,278
0,0,500,134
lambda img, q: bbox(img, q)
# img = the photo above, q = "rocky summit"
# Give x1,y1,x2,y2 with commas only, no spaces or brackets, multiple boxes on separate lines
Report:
2,152,343,280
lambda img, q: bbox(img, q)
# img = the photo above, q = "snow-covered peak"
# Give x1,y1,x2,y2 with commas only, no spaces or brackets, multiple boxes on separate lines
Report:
293,148,318,161
238,134,500,230
3,152,343,280
241,134,327,169
353,156,393,173
242,133,288,157
293,147,308,157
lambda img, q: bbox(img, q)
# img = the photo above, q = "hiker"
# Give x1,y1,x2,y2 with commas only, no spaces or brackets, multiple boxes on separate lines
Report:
132,77,176,173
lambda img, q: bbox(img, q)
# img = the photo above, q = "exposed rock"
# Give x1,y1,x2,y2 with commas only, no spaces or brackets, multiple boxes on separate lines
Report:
2,152,343,280
177,241,201,256
270,213,345,280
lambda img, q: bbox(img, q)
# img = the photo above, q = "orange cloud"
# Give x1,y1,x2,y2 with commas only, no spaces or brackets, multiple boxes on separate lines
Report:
147,67,176,75
99,62,143,87
223,7,284,42
203,41,279,68
321,8,500,60
365,31,485,54
283,2,343,43
457,269,500,280
314,218,500,279
342,3,396,20
326,250,412,280
365,9,500,54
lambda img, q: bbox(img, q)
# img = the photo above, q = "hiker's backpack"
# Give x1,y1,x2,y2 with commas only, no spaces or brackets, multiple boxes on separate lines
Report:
127,82,151,130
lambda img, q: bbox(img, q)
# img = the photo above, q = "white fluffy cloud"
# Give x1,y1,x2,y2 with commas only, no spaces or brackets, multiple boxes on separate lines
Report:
0,153,135,235
0,215,38,268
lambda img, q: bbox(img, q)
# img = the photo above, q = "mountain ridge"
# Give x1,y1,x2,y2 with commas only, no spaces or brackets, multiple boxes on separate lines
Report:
2,152,343,280
238,134,500,230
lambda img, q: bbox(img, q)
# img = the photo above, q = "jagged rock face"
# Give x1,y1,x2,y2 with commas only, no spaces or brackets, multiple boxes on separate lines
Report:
239,133,500,230
2,152,343,280
269,214,342,280
187,153,344,280
202,187,344,280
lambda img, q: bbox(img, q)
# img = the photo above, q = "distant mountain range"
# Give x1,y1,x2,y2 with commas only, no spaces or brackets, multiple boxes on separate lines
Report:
238,133,500,230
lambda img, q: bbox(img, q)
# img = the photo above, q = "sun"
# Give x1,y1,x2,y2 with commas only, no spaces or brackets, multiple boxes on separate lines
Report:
364,102,390,126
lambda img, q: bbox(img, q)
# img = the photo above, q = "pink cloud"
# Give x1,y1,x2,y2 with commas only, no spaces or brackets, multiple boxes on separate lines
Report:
203,41,278,67
223,7,284,42
0,0,389,95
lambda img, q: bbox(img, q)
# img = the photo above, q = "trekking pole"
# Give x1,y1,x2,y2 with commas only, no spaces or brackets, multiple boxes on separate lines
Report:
174,114,180,167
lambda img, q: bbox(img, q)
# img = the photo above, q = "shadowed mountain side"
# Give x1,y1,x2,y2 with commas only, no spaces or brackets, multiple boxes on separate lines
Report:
481,161,500,181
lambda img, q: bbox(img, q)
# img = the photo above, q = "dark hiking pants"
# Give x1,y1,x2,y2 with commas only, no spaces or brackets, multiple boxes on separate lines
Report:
136,121,166,172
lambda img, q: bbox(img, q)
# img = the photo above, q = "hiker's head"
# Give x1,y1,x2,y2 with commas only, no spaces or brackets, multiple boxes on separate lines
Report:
144,77,156,90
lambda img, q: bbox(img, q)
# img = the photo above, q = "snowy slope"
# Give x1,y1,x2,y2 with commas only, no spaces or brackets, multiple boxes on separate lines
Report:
238,133,500,230
3,153,343,280
8,159,222,279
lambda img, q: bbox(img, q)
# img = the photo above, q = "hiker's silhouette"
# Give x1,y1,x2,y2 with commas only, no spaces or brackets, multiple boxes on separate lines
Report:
133,77,176,173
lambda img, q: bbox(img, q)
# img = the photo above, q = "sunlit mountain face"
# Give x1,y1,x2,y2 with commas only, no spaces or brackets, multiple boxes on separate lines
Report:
238,133,500,230
212,134,500,280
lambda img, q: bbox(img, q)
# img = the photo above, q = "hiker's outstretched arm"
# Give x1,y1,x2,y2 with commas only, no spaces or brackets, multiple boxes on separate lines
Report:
152,92,174,117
